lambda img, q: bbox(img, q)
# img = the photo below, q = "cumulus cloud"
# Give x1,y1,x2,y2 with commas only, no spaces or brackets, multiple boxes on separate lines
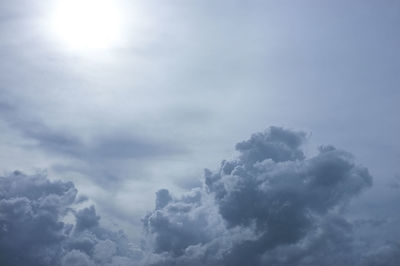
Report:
143,127,399,266
0,171,139,266
1,127,399,266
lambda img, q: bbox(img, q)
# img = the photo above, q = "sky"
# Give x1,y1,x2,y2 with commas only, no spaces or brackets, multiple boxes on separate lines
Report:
0,0,399,265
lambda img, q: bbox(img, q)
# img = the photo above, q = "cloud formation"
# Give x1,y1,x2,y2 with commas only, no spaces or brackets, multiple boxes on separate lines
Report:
1,127,399,266
0,103,180,161
0,171,139,266
0,101,185,187
143,127,399,266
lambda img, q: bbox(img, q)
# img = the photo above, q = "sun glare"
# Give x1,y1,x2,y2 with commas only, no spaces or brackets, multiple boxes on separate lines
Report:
49,0,124,51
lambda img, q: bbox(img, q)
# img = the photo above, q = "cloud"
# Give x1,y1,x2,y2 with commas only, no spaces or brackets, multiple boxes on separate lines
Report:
0,106,181,161
143,127,384,266
61,250,94,266
1,127,399,266
75,206,100,232
0,101,185,187
235,126,306,164
0,171,139,266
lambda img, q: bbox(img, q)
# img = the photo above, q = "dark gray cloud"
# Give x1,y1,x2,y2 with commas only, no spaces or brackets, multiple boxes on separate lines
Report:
235,126,306,164
0,171,139,266
142,127,400,266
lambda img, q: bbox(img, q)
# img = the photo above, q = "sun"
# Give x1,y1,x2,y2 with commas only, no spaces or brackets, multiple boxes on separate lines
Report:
49,0,124,51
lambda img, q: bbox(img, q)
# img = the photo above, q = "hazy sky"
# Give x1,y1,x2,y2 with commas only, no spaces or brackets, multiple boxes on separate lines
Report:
0,1,399,265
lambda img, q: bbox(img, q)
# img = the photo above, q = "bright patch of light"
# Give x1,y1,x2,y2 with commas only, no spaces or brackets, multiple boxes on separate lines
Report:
49,0,124,51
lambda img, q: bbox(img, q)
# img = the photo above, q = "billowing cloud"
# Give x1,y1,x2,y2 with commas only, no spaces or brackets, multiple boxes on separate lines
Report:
1,127,399,266
0,171,139,266
142,127,400,266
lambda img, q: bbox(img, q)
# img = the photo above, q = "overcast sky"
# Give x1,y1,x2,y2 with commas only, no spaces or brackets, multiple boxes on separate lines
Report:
0,1,399,265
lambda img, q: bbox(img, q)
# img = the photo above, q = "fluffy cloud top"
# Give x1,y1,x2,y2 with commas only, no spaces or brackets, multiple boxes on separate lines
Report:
143,127,399,266
0,171,138,266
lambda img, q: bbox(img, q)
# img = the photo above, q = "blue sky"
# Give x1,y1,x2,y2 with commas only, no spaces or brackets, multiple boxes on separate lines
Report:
0,1,399,265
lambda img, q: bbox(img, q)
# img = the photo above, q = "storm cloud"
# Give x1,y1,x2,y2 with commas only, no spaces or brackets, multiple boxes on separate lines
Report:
1,127,400,266
143,127,399,266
